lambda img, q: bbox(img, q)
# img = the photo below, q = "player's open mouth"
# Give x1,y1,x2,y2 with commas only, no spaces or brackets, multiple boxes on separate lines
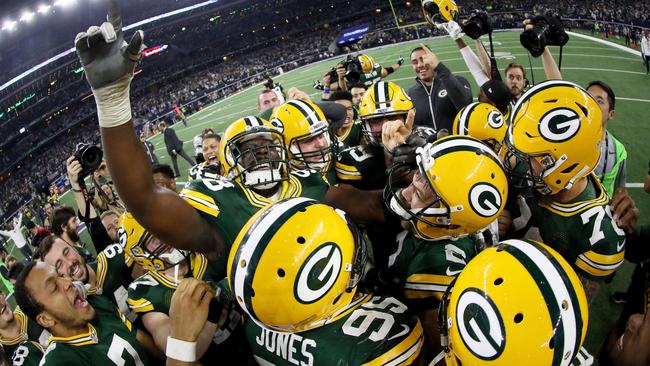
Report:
71,263,81,278
74,293,89,310
207,155,218,164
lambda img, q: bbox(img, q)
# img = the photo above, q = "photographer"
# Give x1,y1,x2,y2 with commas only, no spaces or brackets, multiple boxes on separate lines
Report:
66,156,114,252
326,54,404,92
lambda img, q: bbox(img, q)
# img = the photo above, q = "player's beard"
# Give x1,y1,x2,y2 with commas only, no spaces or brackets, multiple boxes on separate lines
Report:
66,226,80,243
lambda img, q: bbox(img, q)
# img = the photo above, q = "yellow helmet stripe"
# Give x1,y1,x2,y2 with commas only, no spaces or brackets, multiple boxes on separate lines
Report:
231,197,317,321
501,240,583,366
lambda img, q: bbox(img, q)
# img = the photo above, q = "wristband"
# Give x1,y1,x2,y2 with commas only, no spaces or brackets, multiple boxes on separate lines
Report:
323,87,331,94
92,75,133,128
166,337,197,362
385,66,395,74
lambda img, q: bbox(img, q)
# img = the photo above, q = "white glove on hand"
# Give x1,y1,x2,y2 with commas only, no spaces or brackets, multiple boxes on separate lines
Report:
437,20,464,41
74,0,144,128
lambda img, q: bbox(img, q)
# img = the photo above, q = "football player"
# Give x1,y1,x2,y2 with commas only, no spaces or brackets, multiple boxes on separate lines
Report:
120,213,246,363
188,133,222,181
14,261,151,365
501,80,626,303
269,100,337,182
37,235,137,321
0,294,50,358
336,81,416,190
329,54,404,91
436,239,594,366
228,198,424,365
451,102,508,152
382,135,508,352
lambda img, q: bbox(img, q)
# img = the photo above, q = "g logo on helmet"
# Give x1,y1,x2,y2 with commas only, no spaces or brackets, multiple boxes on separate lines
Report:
538,108,581,142
269,118,284,133
468,183,502,218
294,243,342,304
117,228,127,247
487,110,504,129
456,288,506,360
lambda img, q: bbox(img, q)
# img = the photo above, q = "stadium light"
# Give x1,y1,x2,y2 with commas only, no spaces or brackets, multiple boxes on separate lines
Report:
2,20,17,32
54,0,76,8
19,11,35,23
37,4,52,14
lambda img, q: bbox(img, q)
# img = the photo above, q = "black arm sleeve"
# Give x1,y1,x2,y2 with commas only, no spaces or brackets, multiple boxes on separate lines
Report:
80,214,113,253
434,63,473,110
315,101,348,132
624,225,650,263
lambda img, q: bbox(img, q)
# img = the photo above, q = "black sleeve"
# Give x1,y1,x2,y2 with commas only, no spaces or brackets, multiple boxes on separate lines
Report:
434,63,473,110
315,101,348,133
0,266,8,279
86,216,113,253
624,225,650,263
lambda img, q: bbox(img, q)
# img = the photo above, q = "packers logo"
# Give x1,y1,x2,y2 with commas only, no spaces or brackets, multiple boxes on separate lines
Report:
269,118,284,133
294,243,342,304
538,108,580,142
117,228,128,247
438,89,448,98
456,288,506,360
487,110,505,129
468,183,502,218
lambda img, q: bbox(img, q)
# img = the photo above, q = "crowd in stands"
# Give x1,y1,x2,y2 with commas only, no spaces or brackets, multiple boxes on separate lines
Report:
1,0,649,222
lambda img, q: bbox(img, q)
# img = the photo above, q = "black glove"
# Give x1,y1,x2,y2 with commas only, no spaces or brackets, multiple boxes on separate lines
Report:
392,132,436,166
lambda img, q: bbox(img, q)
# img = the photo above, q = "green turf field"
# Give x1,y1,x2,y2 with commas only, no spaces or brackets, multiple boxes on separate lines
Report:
14,30,650,353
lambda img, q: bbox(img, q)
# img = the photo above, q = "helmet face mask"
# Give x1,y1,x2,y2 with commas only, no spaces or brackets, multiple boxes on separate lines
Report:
271,100,334,172
221,117,290,190
505,80,604,196
385,136,508,241
120,213,190,272
359,81,414,147
288,122,334,172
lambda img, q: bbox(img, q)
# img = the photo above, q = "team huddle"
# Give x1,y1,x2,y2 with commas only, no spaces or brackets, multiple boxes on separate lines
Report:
1,0,646,365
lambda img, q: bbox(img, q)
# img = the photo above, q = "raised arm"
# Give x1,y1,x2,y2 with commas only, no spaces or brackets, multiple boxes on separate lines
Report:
76,0,224,258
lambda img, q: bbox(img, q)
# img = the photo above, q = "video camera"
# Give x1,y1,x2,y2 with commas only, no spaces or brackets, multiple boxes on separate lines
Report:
327,55,363,84
73,143,103,181
463,10,492,40
520,14,569,57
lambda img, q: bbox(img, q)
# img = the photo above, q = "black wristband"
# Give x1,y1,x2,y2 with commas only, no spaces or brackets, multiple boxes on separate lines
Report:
385,66,395,74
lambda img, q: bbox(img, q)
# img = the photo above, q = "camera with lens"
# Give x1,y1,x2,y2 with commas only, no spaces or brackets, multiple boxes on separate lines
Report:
327,55,363,84
520,14,569,57
463,10,493,40
73,143,103,181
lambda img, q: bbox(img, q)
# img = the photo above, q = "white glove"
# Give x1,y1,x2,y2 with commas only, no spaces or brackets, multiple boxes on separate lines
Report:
74,0,145,128
437,20,464,41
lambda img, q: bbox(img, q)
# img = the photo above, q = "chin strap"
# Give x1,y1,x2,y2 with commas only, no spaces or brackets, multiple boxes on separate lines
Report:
429,351,446,366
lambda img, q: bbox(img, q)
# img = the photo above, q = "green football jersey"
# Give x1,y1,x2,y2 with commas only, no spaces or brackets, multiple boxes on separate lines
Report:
0,309,50,357
40,295,148,366
88,243,135,322
359,64,383,87
244,294,423,366
516,175,626,281
179,171,329,275
388,231,478,303
10,341,43,366
335,145,387,190
335,120,363,147
127,256,244,363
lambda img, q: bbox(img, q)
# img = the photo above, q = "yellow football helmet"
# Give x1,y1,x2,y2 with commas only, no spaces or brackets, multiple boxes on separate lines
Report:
220,116,289,189
270,99,334,172
118,212,189,271
441,239,589,366
423,0,459,25
358,81,414,145
386,135,508,241
504,80,604,195
452,102,507,152
357,54,376,74
227,197,367,333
